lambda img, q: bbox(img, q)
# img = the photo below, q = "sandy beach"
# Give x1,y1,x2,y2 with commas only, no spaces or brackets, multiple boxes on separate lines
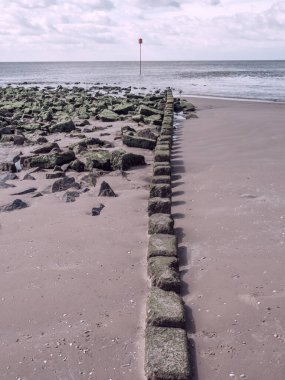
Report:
172,97,285,379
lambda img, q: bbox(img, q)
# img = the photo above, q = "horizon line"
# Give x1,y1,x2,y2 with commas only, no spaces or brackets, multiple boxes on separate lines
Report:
1,59,285,64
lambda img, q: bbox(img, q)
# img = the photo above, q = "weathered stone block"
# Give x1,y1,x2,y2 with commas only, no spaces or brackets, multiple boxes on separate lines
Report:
148,256,180,292
122,134,156,150
154,150,170,163
153,165,171,176
145,326,190,380
146,288,185,328
148,197,171,216
148,213,174,235
152,175,171,185
148,234,177,258
150,184,172,199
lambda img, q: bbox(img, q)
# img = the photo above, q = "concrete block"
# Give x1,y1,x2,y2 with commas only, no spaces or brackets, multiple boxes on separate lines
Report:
148,234,177,258
148,197,171,216
148,256,180,292
145,326,190,380
148,213,174,234
146,287,185,328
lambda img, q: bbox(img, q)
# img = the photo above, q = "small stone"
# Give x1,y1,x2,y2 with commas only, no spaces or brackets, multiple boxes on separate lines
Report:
23,173,36,180
98,181,117,197
92,204,105,216
62,191,80,203
0,199,28,212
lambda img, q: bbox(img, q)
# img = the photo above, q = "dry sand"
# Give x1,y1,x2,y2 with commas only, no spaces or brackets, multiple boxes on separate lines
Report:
0,122,151,380
172,97,285,380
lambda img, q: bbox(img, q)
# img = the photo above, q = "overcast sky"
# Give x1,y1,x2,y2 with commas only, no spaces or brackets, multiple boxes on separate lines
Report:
0,0,284,61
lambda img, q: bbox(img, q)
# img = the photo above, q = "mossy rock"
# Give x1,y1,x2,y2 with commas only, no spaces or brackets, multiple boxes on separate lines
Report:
122,134,156,150
113,102,134,114
151,175,171,185
84,150,112,171
148,234,177,258
146,287,185,328
138,105,163,117
23,151,75,169
98,109,119,122
49,118,75,133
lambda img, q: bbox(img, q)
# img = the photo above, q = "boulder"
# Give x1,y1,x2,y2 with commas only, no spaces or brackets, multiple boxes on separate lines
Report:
51,176,80,193
84,151,112,172
69,159,85,172
138,105,163,117
31,142,59,154
122,134,156,150
49,118,75,133
113,103,134,114
23,151,75,169
98,109,119,122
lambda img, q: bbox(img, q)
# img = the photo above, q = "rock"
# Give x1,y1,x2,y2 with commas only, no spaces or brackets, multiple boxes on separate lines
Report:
110,149,126,171
0,181,15,189
131,114,143,122
148,256,180,292
49,118,75,133
144,114,162,126
11,187,37,195
46,172,66,179
121,153,146,171
84,151,111,172
148,197,171,216
98,109,119,122
148,234,177,258
92,203,105,216
180,100,195,112
52,177,80,193
0,199,28,212
24,151,75,169
137,128,158,140
81,173,97,187
69,159,85,172
23,173,36,180
98,181,117,197
13,135,26,146
0,173,18,181
36,136,49,144
122,134,156,150
138,105,163,117
62,190,80,202
113,102,134,114
148,213,174,235
1,135,13,143
31,143,59,154
146,288,185,328
145,327,190,380
0,162,16,173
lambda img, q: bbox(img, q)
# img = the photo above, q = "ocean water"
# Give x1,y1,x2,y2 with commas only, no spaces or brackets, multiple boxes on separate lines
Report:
0,61,285,102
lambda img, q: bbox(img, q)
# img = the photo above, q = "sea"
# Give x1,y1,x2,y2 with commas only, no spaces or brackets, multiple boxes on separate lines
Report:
0,61,285,102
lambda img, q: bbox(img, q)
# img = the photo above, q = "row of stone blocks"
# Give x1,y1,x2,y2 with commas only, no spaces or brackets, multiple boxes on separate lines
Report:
145,90,191,380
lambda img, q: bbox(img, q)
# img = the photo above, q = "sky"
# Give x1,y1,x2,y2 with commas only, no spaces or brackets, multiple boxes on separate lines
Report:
0,0,284,61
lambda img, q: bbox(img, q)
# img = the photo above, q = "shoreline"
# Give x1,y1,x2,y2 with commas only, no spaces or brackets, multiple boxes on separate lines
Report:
182,94,285,104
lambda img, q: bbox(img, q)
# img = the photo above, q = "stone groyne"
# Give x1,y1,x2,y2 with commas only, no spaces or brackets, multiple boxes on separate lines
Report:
145,89,191,380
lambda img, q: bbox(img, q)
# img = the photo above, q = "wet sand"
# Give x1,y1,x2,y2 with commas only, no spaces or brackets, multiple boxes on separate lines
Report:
0,122,151,379
172,98,285,380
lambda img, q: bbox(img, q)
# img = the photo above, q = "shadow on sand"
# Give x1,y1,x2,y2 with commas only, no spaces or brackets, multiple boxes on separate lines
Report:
171,121,199,380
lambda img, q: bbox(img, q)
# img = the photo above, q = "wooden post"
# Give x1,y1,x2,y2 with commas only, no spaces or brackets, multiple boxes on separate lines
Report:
139,38,143,76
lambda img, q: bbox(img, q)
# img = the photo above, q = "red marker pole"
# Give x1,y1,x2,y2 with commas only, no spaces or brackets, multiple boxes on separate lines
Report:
138,38,143,76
